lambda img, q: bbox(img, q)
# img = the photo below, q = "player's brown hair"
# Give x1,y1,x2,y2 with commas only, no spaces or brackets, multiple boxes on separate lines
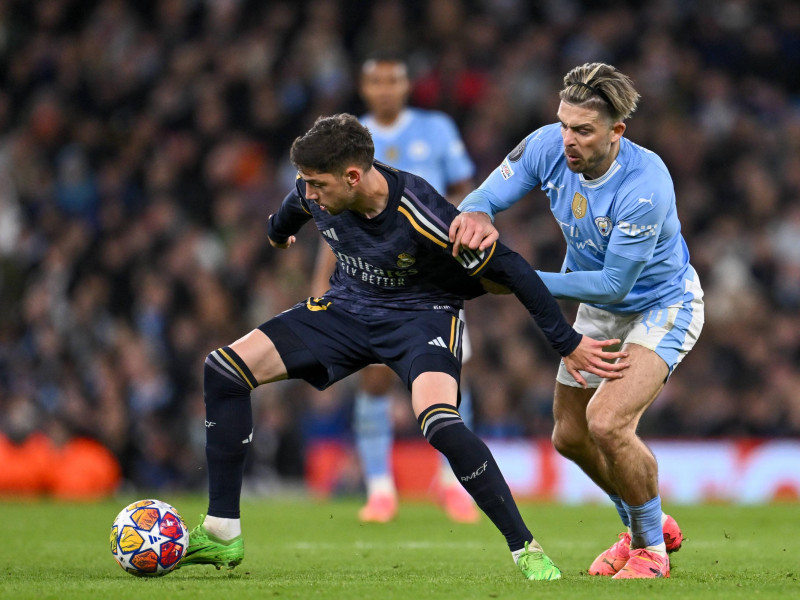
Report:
560,63,640,122
290,114,375,174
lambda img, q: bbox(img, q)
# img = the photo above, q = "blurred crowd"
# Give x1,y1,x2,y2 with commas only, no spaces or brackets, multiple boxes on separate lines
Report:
1,0,799,494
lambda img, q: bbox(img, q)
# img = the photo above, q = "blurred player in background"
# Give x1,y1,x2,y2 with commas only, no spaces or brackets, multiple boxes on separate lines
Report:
450,63,704,579
182,114,631,579
311,55,478,523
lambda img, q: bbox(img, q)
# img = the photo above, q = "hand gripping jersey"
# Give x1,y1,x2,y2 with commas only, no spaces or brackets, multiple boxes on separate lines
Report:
268,162,582,357
459,124,698,314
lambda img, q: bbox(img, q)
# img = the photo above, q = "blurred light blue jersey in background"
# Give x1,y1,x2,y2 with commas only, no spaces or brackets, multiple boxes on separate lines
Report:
361,108,475,195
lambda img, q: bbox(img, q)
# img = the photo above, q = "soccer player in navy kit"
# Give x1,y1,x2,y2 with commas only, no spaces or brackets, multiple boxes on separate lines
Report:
310,55,479,524
181,114,630,580
450,63,705,579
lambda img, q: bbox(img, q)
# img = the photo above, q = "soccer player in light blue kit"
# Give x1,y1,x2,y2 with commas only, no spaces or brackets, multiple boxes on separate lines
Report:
450,63,705,579
311,55,479,524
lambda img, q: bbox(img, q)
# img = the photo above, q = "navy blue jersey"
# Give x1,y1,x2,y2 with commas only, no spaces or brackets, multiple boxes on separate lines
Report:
269,162,582,357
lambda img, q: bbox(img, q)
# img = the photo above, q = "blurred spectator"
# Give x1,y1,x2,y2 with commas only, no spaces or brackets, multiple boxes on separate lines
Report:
0,0,798,494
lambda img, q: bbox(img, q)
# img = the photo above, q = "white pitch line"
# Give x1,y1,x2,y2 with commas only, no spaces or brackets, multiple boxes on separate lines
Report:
288,541,488,551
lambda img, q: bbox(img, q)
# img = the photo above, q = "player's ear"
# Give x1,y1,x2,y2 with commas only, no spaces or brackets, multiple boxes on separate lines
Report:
343,167,361,187
610,120,626,142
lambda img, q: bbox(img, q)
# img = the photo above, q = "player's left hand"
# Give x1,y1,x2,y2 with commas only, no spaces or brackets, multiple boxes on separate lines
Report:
563,336,629,388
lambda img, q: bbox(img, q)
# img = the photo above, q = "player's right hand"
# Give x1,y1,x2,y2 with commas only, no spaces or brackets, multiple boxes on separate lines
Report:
268,235,296,249
449,211,497,257
562,336,630,388
267,213,295,249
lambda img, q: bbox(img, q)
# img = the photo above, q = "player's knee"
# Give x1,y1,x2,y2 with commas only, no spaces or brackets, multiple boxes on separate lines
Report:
418,403,466,455
204,347,255,404
551,422,588,460
585,406,622,450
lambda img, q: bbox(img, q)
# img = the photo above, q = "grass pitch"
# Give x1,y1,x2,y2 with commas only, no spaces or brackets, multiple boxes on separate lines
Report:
1,497,797,599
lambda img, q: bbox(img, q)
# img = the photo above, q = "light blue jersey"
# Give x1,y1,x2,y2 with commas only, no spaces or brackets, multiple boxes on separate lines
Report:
459,123,695,314
361,108,474,195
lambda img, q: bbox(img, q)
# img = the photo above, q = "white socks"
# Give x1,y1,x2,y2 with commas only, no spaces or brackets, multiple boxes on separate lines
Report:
203,515,241,541
511,540,543,564
366,474,397,499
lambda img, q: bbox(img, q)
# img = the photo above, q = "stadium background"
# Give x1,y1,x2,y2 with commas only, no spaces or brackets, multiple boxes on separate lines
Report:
0,0,798,500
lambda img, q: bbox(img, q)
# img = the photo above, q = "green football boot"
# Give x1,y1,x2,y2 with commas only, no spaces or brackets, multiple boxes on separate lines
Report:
517,541,562,581
178,519,244,570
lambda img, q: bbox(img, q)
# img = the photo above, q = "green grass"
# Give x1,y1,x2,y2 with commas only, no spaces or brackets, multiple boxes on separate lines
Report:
1,497,797,599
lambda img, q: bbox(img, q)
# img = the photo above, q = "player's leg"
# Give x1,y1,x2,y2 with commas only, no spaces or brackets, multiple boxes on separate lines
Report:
432,316,480,523
581,345,670,578
552,383,617,494
551,302,696,577
411,371,559,580
378,309,558,580
432,381,480,523
552,304,634,533
600,289,703,578
610,283,703,579
354,364,400,523
586,347,665,504
184,299,372,570
551,380,641,576
182,328,289,569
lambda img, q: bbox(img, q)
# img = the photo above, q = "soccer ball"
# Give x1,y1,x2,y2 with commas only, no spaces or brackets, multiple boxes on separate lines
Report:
110,499,189,576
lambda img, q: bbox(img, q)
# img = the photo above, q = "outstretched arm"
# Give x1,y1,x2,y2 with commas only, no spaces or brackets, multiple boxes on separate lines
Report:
478,243,629,386
537,251,645,303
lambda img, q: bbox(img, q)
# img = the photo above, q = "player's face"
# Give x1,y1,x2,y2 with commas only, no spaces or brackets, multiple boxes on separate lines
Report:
557,101,624,180
299,169,356,216
360,60,410,120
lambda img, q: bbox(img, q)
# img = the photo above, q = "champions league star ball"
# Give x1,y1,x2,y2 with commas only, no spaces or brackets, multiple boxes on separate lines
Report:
110,499,189,576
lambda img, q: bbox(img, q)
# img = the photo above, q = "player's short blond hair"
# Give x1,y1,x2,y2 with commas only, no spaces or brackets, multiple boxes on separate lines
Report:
560,63,640,122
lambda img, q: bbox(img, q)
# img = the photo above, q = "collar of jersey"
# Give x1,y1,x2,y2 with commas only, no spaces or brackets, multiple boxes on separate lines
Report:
578,138,629,189
578,159,622,189
362,109,413,138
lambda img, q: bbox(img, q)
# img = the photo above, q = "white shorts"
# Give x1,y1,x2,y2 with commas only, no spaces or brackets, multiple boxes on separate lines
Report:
556,271,704,389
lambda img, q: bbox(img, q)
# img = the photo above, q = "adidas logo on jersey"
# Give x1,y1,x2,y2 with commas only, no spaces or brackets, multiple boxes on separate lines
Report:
428,336,447,348
321,228,339,241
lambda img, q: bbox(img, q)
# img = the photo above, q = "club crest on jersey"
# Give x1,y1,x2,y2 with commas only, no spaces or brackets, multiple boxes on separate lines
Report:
572,192,587,219
396,253,416,268
594,216,612,236
500,158,514,180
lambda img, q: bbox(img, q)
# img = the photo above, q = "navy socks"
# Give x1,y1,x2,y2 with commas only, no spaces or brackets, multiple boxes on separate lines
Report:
204,347,256,518
418,403,532,551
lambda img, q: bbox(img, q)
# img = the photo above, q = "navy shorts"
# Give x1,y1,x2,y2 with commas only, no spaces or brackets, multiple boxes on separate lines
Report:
258,297,465,391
